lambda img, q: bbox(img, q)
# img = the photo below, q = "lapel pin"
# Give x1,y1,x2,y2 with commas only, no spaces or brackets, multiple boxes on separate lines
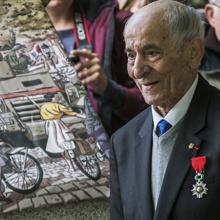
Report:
188,143,199,150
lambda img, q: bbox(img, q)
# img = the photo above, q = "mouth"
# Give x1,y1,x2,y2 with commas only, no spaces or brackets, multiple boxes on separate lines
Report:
141,81,159,89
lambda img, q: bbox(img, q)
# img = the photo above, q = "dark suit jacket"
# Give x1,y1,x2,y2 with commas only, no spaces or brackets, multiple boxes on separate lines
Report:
110,76,220,220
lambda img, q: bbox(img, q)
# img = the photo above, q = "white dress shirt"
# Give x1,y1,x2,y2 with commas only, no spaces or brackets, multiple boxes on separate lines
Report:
152,75,199,130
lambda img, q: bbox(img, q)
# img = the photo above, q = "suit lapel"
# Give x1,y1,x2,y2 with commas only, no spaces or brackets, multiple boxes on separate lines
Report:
154,77,211,220
135,108,154,219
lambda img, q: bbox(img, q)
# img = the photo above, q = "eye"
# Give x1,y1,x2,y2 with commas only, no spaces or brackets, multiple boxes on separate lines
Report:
145,50,162,62
126,52,136,61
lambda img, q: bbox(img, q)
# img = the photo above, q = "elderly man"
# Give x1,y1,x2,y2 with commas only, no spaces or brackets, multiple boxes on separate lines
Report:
110,1,220,219
199,0,220,89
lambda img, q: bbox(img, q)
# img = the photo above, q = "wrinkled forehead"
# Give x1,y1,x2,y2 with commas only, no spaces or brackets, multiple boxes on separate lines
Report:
124,10,169,46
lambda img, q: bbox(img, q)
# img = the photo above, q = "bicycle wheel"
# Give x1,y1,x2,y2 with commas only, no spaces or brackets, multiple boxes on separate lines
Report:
2,152,43,194
73,154,101,180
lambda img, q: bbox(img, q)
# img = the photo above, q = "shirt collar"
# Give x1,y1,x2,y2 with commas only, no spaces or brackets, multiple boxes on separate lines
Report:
152,74,199,129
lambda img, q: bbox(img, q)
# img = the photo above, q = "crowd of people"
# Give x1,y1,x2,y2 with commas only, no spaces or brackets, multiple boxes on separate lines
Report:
44,0,220,219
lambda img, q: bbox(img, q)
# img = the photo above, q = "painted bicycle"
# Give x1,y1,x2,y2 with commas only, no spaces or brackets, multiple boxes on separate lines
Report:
0,134,102,195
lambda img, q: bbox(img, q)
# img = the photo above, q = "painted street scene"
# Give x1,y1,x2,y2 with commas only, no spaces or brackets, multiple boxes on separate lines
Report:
0,0,110,213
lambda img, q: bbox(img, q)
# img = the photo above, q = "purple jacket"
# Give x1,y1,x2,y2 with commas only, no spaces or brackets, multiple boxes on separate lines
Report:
89,3,148,135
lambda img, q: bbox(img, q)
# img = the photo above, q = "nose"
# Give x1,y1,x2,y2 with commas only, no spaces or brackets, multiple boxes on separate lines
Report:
133,55,151,79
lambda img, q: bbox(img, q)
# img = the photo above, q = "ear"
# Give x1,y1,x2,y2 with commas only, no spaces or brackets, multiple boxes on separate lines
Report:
205,4,215,28
186,38,204,70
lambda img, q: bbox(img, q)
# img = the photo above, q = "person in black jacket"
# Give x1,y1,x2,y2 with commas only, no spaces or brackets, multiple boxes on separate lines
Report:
110,1,220,219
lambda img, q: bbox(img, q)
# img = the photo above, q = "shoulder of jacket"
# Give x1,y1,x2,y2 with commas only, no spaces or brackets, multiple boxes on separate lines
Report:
112,107,150,138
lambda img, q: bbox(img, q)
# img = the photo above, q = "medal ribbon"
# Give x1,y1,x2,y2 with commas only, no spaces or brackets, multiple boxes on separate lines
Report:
191,156,206,173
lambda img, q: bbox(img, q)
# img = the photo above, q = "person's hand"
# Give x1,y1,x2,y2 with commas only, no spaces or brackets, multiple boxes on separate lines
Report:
70,49,108,96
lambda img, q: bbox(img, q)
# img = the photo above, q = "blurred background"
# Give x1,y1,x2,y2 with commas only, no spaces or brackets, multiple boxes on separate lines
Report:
189,0,207,8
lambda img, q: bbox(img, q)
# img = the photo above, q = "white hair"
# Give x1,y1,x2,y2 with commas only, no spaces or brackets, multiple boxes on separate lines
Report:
160,1,205,49
124,0,205,49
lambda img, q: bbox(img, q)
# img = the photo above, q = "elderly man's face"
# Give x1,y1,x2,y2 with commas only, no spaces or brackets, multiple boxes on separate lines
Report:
124,13,197,114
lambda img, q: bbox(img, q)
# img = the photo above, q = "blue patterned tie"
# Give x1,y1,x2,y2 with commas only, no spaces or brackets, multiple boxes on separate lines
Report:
156,119,172,137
